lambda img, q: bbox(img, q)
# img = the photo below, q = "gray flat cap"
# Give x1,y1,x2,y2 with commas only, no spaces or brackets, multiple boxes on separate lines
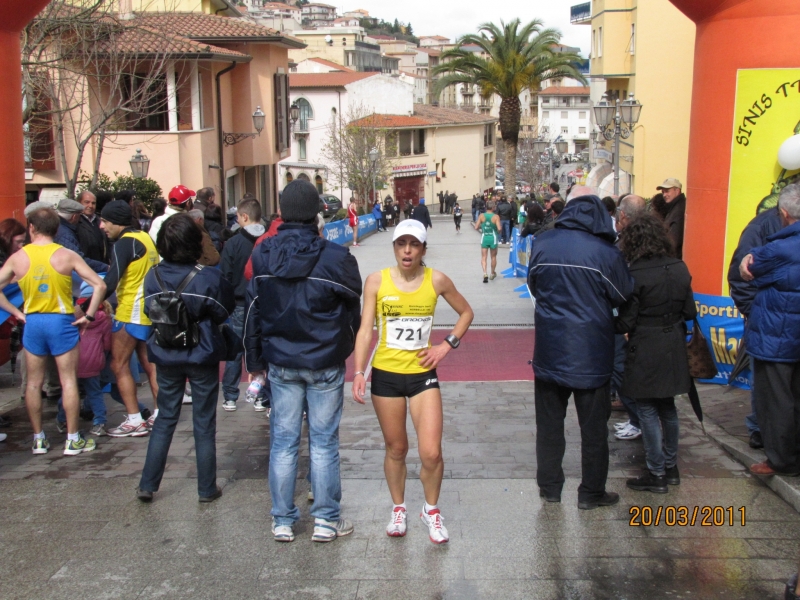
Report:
24,201,55,218
57,198,86,214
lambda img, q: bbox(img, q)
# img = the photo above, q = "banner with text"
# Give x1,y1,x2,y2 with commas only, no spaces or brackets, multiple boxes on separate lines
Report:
323,215,377,246
694,292,750,389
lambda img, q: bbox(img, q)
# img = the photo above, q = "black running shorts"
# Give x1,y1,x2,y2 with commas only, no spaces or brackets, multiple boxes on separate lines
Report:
370,367,440,398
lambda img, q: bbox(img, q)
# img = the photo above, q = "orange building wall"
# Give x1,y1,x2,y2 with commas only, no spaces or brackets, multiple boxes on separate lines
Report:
669,0,800,294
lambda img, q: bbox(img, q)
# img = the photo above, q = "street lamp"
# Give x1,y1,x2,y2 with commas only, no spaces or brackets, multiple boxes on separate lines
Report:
129,148,150,179
223,106,268,146
555,140,568,155
593,92,643,196
369,147,379,206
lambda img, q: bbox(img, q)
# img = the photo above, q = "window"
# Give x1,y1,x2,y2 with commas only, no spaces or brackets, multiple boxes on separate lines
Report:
296,98,313,131
542,110,549,119
315,174,323,194
579,127,587,134
23,73,56,170
385,131,398,157
122,74,168,131
579,111,586,120
199,65,214,129
414,128,425,154
483,123,494,146
630,24,636,54
399,130,412,156
561,126,569,134
598,27,603,58
298,138,307,160
592,29,596,57
561,111,568,120
542,97,550,104
274,72,290,153
484,152,493,178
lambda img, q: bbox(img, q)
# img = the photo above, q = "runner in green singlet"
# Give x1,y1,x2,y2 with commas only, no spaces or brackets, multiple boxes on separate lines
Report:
473,200,501,283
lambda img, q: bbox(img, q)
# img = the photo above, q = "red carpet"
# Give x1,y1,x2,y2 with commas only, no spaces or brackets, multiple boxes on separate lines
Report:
232,329,535,383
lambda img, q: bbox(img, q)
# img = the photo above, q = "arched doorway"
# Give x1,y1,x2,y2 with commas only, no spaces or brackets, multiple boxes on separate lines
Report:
315,175,323,194
297,172,310,182
286,171,293,184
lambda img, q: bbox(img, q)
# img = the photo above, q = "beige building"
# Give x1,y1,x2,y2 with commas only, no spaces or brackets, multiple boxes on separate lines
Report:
26,8,304,214
354,105,497,206
288,27,383,72
575,0,695,195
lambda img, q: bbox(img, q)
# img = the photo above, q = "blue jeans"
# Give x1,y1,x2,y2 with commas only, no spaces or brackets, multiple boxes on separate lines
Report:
57,376,106,426
139,363,220,497
611,334,640,428
268,363,345,525
745,386,760,434
473,209,480,222
635,397,679,476
501,219,511,243
222,306,270,404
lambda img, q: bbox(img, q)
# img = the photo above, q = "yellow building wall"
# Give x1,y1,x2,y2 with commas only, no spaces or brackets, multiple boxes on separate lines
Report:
591,0,634,77
629,0,695,195
289,33,358,66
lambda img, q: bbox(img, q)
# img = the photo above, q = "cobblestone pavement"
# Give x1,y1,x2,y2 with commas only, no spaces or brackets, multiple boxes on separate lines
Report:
0,220,797,598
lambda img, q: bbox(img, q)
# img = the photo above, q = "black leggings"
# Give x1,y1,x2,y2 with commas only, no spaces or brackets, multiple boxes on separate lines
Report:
454,215,462,229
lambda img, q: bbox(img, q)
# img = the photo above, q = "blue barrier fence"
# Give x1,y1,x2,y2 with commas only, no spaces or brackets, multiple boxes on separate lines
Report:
501,228,533,298
323,215,377,245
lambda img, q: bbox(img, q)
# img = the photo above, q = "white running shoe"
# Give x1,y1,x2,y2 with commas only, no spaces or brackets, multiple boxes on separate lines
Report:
107,419,149,438
222,400,237,412
614,420,630,431
615,423,642,440
386,507,407,537
420,507,449,544
312,518,354,542
271,519,295,542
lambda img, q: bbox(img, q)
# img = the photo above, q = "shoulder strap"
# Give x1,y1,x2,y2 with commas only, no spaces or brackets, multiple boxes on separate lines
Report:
175,264,203,296
153,265,168,292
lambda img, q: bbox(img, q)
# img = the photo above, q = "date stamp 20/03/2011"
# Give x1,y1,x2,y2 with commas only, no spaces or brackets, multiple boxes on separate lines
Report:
629,506,746,527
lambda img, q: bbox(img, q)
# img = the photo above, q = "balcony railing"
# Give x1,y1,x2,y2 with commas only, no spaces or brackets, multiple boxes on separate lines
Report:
570,2,592,24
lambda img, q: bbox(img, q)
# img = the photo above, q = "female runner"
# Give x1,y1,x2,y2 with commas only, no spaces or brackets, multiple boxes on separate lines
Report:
352,219,473,543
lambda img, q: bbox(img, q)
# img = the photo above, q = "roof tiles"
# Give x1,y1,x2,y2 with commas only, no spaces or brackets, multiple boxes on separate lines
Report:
352,104,496,128
290,71,378,88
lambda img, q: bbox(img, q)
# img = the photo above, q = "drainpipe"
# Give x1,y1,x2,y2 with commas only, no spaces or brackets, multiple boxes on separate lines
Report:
215,61,237,211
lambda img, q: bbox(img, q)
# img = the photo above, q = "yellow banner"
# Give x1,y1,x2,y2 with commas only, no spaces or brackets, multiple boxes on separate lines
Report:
724,69,800,294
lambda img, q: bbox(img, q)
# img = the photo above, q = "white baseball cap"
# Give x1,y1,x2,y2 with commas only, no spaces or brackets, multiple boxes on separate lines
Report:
392,219,427,243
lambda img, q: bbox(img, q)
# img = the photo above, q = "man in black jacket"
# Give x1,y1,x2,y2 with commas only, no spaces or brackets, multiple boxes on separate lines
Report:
219,198,266,412
727,205,783,449
54,199,108,275
657,178,686,258
411,199,433,229
76,191,108,265
496,196,514,244
245,180,361,544
528,186,633,510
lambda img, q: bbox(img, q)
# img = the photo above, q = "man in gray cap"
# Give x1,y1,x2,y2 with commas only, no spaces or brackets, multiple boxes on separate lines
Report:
656,178,687,258
244,179,362,544
54,198,108,274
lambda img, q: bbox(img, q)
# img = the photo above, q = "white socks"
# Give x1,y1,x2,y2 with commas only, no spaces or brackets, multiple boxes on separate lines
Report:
393,502,407,511
33,431,45,440
67,432,79,442
424,502,438,514
127,413,144,426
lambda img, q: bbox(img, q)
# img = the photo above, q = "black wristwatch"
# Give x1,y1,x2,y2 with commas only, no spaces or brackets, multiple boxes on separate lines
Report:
84,314,96,322
444,334,460,349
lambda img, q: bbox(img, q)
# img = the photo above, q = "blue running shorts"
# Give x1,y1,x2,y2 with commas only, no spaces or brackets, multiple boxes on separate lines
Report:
112,319,152,342
23,313,79,357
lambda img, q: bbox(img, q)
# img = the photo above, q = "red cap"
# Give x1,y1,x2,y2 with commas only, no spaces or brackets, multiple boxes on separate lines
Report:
168,185,195,206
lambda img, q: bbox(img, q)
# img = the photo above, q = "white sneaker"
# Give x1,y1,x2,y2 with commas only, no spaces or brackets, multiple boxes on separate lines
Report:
615,423,642,440
312,518,354,542
614,420,630,431
0,433,6,442
253,399,268,412
222,400,237,412
182,393,192,404
386,507,407,537
271,519,295,542
420,507,449,544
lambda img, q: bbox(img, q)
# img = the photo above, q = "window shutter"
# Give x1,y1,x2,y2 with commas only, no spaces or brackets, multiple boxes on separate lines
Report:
274,73,287,152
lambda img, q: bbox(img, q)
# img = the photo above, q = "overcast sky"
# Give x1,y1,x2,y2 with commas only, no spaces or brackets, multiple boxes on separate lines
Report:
336,1,591,56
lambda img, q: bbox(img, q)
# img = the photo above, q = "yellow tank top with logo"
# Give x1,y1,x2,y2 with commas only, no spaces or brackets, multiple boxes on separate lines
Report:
373,267,438,374
19,244,73,315
116,230,159,325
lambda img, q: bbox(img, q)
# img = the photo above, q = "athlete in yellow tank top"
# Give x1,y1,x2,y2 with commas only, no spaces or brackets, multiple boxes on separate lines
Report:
114,230,159,325
18,243,73,315
0,206,106,455
351,219,474,544
373,267,438,375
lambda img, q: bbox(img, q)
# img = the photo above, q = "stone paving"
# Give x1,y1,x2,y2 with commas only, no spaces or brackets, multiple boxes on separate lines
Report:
0,218,797,598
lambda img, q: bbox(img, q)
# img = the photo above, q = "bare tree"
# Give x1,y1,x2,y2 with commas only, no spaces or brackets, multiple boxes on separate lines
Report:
319,104,398,210
22,0,192,197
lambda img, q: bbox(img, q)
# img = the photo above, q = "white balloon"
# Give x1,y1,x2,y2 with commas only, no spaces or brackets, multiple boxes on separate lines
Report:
777,134,800,171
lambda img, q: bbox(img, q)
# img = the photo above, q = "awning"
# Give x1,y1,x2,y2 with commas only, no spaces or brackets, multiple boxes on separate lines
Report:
392,168,427,178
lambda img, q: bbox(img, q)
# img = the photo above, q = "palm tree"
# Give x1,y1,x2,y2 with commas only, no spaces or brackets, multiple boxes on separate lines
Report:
433,19,587,199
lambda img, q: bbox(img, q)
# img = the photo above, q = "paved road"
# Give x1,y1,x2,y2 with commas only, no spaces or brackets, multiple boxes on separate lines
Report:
0,218,797,598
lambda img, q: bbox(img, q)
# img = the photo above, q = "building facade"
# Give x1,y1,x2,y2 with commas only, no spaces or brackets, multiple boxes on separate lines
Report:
301,3,337,28
288,27,383,72
537,86,591,153
575,0,695,195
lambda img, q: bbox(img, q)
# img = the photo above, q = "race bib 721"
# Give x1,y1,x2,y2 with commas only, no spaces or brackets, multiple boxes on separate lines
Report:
385,316,433,351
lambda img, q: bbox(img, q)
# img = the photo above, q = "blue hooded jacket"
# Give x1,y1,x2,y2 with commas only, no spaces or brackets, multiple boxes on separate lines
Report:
744,220,800,362
528,195,634,388
244,223,362,372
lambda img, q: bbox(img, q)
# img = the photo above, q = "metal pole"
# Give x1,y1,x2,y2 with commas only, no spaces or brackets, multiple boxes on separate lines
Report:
613,100,621,197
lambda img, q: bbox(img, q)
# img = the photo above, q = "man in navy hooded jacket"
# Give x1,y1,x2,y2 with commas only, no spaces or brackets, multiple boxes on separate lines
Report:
244,179,362,543
739,183,800,477
528,186,634,509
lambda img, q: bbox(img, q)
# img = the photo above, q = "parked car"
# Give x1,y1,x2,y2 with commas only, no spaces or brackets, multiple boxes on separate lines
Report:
319,194,342,218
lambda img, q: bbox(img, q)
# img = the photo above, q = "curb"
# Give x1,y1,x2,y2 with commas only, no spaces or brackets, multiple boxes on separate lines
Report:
677,400,800,514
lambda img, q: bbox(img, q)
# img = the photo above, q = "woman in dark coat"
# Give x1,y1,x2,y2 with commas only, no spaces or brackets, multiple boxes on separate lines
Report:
616,213,697,494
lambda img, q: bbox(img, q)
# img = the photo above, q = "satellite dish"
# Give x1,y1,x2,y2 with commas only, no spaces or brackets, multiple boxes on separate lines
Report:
325,35,333,44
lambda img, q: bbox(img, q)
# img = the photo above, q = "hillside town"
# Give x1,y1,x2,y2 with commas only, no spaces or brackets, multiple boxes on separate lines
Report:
3,2,800,599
